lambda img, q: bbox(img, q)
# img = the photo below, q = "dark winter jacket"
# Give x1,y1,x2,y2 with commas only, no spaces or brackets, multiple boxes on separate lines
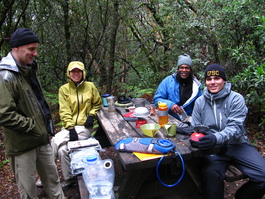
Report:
0,52,54,156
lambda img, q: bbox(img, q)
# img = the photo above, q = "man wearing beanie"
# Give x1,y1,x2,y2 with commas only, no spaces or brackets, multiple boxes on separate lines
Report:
153,53,202,121
0,28,65,198
191,63,265,199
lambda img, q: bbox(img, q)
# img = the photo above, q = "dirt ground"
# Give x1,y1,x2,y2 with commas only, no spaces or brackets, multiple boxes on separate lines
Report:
0,125,265,199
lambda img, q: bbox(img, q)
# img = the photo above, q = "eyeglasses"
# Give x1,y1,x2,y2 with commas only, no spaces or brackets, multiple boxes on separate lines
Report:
178,66,191,71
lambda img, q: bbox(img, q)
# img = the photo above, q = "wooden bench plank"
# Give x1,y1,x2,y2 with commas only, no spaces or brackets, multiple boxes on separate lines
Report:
225,164,246,182
77,175,89,199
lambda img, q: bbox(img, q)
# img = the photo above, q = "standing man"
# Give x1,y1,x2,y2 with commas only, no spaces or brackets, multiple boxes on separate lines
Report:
191,64,265,199
0,28,65,198
153,54,202,120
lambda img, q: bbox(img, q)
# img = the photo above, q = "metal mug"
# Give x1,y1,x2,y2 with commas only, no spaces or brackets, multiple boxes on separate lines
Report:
133,98,146,108
163,123,177,137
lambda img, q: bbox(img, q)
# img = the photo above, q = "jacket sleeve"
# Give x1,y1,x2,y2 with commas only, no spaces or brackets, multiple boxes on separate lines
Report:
58,85,75,129
191,96,203,127
88,83,102,117
0,71,35,132
215,93,248,144
153,76,177,110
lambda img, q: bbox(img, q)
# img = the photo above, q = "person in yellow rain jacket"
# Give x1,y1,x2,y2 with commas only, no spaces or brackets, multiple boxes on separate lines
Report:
36,61,102,190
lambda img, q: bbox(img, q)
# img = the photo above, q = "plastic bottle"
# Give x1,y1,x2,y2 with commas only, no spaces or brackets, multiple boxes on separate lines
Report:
158,102,168,127
82,156,115,199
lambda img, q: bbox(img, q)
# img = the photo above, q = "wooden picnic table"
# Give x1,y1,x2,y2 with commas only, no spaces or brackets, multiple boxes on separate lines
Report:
78,103,219,198
96,105,209,198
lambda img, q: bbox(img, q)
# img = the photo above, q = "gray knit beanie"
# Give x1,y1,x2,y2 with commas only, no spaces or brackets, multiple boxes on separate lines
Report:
177,54,193,69
10,28,40,48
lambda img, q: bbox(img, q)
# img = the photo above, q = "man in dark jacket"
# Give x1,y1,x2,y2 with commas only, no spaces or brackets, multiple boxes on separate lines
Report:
0,28,65,198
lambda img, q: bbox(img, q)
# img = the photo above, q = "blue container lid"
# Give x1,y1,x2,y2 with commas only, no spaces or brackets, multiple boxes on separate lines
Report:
82,155,98,164
102,94,111,98
158,139,173,147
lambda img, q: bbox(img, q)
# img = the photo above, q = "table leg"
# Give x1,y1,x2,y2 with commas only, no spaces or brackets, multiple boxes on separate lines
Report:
116,168,152,199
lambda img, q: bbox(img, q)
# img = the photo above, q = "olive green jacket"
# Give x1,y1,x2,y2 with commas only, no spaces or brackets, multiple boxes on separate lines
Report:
0,52,51,156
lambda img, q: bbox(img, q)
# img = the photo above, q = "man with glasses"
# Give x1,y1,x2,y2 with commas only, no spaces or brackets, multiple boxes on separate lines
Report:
153,54,202,121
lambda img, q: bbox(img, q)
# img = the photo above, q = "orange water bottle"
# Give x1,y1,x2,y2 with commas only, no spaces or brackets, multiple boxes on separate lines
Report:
158,102,168,127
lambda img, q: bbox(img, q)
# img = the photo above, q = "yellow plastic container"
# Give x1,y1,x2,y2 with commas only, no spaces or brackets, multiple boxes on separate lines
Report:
157,102,168,127
140,123,161,137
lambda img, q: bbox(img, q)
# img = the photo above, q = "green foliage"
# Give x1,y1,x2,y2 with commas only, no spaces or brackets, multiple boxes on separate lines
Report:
43,90,58,106
0,159,9,167
127,87,156,98
232,63,265,127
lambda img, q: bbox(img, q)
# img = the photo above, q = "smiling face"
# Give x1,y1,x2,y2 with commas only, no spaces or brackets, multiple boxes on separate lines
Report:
205,76,226,93
12,43,39,66
69,68,83,83
177,64,192,79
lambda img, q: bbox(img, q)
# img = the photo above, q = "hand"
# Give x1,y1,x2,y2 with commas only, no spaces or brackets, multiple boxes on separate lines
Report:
171,104,183,114
69,128,78,141
84,116,94,128
190,140,200,148
197,134,217,150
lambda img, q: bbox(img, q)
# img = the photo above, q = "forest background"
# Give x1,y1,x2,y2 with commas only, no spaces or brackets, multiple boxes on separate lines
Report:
0,1,264,142
0,1,264,197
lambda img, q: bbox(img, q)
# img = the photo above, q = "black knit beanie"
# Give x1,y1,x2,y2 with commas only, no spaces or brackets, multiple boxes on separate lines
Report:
204,63,226,80
10,28,40,48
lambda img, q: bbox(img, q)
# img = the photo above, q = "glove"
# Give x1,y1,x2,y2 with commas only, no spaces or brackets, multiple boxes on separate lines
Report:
84,116,94,128
177,127,193,135
190,140,200,148
197,133,217,150
189,129,210,148
69,128,78,141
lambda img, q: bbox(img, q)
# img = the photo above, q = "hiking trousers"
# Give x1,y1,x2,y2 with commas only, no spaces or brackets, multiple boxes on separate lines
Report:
201,143,265,199
9,144,65,199
51,125,92,181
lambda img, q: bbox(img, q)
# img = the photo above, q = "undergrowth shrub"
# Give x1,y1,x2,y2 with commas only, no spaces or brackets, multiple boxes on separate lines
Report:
232,63,265,129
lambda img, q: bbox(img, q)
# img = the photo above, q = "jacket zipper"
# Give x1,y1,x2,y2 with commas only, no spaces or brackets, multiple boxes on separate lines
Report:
75,86,80,125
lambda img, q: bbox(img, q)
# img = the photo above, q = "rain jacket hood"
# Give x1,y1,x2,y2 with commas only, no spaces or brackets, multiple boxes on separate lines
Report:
67,61,86,81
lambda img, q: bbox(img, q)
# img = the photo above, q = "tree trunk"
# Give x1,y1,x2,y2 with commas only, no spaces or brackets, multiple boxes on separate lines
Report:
107,0,119,94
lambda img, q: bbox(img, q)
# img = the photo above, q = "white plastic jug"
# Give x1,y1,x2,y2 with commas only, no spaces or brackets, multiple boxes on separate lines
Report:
82,157,115,199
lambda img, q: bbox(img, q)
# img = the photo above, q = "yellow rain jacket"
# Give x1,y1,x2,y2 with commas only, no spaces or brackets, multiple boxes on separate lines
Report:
58,61,102,129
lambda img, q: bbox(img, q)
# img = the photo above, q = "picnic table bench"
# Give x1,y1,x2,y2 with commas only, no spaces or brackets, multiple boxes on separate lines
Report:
77,103,245,198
